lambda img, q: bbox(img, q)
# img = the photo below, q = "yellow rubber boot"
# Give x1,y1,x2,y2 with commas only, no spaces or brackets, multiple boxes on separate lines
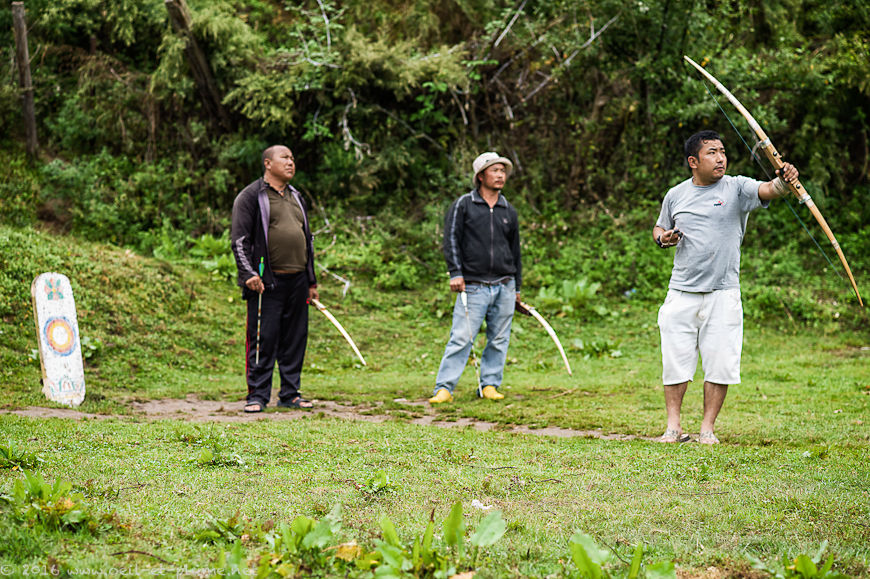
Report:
481,386,504,400
428,389,453,404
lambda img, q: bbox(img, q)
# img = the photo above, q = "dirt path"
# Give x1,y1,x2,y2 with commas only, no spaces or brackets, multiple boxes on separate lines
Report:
5,394,656,442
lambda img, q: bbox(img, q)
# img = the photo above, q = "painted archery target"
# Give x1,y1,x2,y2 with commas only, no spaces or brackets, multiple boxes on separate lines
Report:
31,273,86,407
43,317,77,356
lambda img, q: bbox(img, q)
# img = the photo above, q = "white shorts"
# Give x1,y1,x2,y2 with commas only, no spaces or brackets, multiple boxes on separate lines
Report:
657,288,743,385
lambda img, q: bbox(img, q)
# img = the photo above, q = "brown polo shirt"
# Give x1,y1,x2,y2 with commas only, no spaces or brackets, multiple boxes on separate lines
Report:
267,187,307,273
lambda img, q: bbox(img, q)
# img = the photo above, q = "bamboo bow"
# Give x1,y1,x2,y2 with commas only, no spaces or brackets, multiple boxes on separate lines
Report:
684,55,863,307
516,301,572,375
311,298,367,366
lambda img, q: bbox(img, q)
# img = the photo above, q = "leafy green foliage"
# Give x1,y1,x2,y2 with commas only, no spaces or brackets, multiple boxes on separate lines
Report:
0,4,869,574
0,443,44,470
363,502,507,577
79,335,103,361
217,540,249,579
203,505,349,574
571,338,622,360
190,230,236,280
195,512,255,544
442,500,465,555
199,504,851,578
469,509,507,548
315,206,444,291
750,541,849,579
0,471,117,534
197,446,245,467
568,532,675,579
249,504,348,575
536,278,609,319
36,0,166,49
204,502,510,577
0,156,39,227
0,399,868,575
362,469,396,496
175,424,246,468
36,152,230,247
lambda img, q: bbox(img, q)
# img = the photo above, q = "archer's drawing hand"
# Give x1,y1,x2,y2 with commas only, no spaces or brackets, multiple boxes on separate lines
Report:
246,275,265,294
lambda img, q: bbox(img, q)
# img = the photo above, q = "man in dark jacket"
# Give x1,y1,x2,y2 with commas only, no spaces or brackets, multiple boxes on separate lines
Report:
430,152,522,404
231,145,318,413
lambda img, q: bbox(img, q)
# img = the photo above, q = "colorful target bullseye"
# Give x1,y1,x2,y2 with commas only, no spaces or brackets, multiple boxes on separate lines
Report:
43,317,77,357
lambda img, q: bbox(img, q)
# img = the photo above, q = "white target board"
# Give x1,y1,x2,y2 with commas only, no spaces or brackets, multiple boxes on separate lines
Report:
31,273,85,406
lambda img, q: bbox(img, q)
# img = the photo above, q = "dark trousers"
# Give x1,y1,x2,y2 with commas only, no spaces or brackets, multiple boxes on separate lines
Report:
245,272,309,405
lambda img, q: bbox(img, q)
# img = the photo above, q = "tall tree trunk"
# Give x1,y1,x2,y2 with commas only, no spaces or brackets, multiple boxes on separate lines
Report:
164,0,230,130
11,2,38,160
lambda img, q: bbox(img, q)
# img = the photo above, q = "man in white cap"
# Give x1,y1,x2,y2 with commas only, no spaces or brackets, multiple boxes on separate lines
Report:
430,152,522,404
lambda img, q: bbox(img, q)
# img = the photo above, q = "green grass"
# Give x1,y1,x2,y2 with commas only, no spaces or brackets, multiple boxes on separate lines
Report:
1,225,869,576
0,417,867,576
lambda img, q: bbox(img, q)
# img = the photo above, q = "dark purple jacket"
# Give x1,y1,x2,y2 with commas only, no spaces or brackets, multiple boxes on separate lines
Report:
230,178,316,300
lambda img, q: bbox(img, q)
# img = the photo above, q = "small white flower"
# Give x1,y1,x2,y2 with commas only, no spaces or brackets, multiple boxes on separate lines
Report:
471,499,493,511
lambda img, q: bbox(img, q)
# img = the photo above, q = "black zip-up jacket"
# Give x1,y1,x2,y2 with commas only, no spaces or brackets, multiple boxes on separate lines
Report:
443,189,521,291
231,178,317,300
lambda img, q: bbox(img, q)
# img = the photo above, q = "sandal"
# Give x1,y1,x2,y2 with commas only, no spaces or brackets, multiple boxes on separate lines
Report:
244,402,264,413
699,431,720,445
659,428,691,443
278,396,314,409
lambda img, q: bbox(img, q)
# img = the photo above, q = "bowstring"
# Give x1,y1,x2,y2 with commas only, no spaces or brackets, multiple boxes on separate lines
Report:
699,80,843,278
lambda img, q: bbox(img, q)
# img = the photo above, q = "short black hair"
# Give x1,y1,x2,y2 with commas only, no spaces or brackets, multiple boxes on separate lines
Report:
262,145,280,167
684,130,722,161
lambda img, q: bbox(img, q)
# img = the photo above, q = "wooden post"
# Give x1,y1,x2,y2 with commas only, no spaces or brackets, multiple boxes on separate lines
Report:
164,0,230,130
11,2,38,159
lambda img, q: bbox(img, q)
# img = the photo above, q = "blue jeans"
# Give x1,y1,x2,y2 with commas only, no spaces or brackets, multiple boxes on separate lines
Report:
434,279,515,395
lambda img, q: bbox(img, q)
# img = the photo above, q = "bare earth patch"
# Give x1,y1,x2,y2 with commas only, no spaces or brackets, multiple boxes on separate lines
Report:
4,394,657,441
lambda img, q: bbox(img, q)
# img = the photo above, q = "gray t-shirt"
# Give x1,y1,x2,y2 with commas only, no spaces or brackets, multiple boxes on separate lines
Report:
656,175,768,292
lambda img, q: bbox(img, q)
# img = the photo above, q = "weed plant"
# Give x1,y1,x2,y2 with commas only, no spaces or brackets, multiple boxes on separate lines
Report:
0,442,44,470
1,471,119,535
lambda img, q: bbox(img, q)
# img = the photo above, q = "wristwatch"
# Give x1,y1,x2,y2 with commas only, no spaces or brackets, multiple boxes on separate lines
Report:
656,235,665,248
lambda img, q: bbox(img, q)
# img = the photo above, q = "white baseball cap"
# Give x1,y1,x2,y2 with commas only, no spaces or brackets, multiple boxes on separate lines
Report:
472,152,513,186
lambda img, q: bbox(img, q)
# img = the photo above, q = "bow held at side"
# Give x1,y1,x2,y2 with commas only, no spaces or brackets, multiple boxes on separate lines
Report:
683,55,863,307
311,298,367,366
516,301,572,375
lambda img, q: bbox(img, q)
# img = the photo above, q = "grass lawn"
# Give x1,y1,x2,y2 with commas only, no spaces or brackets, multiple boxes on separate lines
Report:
1,225,869,577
